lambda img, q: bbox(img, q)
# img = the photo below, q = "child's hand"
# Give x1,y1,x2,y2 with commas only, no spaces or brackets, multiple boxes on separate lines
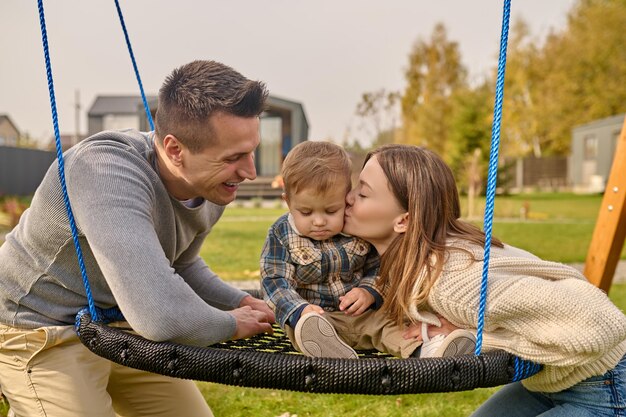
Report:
301,304,325,316
338,287,374,316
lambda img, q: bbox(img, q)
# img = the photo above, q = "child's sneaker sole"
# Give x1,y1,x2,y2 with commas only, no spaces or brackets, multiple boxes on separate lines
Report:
294,312,358,359
436,329,476,357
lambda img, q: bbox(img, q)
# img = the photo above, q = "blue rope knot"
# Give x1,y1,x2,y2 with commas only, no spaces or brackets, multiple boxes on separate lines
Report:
513,357,543,381
75,306,126,336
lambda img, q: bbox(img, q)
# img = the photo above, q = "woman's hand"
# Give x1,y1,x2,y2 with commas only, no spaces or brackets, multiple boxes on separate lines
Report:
402,315,460,340
339,287,374,316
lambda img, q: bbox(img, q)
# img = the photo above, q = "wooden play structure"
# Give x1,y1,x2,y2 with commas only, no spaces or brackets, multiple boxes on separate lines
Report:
585,116,626,293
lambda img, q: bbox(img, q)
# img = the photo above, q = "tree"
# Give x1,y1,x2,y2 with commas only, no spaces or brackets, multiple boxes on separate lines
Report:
353,89,401,148
447,83,493,190
500,18,545,157
400,23,467,156
537,0,626,154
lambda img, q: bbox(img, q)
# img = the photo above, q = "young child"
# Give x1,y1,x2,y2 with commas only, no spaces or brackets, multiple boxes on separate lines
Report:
260,141,476,359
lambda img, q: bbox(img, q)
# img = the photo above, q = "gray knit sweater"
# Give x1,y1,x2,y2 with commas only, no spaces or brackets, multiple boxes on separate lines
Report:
0,130,248,346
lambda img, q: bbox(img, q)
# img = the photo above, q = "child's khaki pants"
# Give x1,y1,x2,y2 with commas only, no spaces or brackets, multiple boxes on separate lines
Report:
0,323,213,417
286,308,421,358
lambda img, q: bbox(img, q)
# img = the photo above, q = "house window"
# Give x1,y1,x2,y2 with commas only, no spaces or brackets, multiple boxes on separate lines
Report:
259,117,282,176
583,135,597,160
612,130,621,154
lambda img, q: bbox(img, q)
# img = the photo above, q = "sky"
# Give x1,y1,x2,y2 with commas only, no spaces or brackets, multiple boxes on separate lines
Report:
0,0,577,146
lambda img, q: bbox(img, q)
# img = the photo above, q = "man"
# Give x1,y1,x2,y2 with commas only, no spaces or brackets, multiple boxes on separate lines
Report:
0,60,275,417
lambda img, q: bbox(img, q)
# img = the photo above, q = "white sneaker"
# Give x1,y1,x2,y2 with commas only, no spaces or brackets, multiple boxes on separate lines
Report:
294,312,358,359
419,321,476,358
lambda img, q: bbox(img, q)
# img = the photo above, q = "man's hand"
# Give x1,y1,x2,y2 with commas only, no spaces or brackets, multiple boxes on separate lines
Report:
229,306,274,340
338,287,374,316
239,295,276,324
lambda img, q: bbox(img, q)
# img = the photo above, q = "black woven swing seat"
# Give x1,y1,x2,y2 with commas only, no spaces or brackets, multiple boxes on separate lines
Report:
77,313,540,395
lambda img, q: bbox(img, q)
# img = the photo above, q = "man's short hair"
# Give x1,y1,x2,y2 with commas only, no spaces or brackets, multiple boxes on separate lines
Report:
155,60,268,152
281,141,352,198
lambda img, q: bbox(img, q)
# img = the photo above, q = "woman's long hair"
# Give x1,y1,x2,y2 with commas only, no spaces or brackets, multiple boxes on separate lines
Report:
370,144,502,325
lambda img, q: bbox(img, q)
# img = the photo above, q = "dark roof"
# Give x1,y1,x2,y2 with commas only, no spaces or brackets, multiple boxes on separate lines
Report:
572,113,625,133
88,95,157,116
89,95,306,121
266,95,309,128
87,94,308,135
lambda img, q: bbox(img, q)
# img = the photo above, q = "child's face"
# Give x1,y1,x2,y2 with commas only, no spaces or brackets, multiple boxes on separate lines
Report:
286,185,347,241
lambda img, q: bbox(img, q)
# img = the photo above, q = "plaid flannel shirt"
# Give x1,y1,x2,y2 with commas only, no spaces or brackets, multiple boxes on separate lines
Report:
260,213,380,327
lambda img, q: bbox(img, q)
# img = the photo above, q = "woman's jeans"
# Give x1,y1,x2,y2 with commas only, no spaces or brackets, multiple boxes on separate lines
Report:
471,355,626,417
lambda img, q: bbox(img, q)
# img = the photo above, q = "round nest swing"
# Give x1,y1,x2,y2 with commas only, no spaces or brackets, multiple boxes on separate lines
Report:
77,314,538,395
38,0,540,395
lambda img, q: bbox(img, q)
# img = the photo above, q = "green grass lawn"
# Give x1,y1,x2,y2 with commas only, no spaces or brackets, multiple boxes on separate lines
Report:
202,193,625,281
194,193,626,416
190,282,626,417
1,193,626,417
199,207,287,280
199,383,500,417
468,192,603,220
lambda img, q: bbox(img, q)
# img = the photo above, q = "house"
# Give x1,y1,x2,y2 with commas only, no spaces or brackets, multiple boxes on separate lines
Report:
87,95,157,136
257,95,309,177
0,114,20,146
46,133,89,152
87,94,309,179
570,114,625,193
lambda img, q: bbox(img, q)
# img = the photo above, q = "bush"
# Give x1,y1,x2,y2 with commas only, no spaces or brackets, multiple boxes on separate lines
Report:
0,197,28,229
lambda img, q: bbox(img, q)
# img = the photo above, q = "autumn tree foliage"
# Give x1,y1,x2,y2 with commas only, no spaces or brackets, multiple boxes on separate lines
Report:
400,23,467,156
351,0,626,189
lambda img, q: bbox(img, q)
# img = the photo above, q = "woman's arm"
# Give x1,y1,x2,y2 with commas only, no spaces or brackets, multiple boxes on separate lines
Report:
428,255,626,365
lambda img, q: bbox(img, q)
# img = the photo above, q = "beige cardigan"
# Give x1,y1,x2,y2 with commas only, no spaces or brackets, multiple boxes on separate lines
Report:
408,242,626,392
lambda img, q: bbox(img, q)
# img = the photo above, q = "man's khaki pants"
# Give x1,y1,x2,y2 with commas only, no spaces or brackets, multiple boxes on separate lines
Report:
0,323,213,417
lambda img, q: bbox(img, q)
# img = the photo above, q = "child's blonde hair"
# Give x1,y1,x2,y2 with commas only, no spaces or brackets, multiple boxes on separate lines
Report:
281,141,352,198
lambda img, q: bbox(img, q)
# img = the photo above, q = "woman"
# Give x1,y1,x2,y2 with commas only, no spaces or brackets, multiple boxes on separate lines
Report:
343,144,626,416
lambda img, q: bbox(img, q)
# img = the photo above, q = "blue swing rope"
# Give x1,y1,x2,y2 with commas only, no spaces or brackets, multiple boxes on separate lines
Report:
475,0,540,379
114,0,154,131
475,0,511,356
38,0,539,380
37,0,98,322
37,0,152,324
